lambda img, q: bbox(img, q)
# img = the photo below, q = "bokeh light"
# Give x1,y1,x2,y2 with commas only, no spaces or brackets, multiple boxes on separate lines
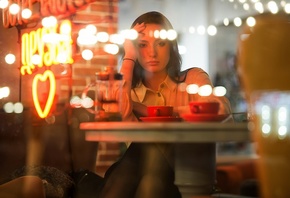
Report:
3,102,14,113
82,49,94,60
21,8,32,19
0,86,10,99
186,84,199,94
9,3,20,15
5,54,16,64
198,84,212,96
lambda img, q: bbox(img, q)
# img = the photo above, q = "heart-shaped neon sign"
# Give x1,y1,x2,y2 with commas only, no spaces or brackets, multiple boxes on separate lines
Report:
32,70,56,118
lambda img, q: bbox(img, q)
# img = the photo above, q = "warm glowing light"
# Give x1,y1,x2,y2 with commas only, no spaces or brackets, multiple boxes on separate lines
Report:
122,29,138,40
32,70,56,118
223,18,230,26
262,123,271,134
243,3,250,10
21,8,32,19
186,84,199,94
0,0,8,9
197,26,206,35
278,126,287,139
255,2,264,13
82,49,94,60
213,86,226,96
154,30,160,38
3,102,14,113
5,54,16,64
81,97,94,108
42,33,70,44
78,28,88,36
0,86,10,99
2,0,92,28
14,102,24,113
278,107,287,122
9,3,20,15
60,21,71,35
159,29,167,39
57,52,69,63
21,20,73,75
261,105,271,120
167,29,177,40
207,25,217,36
285,3,290,13
178,45,187,55
277,106,288,139
268,1,279,14
104,44,119,55
85,24,97,35
70,96,82,108
198,84,212,96
77,34,98,46
31,54,41,65
97,32,109,42
42,16,57,28
110,34,125,45
246,17,256,27
233,17,242,27
281,0,286,7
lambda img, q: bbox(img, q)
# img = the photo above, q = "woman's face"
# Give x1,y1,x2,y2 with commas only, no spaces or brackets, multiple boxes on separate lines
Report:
136,24,170,74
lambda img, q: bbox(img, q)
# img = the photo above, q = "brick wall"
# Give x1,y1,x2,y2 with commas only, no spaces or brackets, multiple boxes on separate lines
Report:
72,0,122,176
72,0,119,94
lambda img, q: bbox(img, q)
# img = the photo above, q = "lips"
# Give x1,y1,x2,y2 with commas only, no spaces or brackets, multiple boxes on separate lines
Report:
147,61,159,66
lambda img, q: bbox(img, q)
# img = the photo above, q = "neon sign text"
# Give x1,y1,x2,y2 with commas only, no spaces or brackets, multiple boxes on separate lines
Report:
21,20,73,75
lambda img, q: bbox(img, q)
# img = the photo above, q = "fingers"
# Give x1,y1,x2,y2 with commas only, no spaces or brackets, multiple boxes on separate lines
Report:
123,23,146,60
133,22,146,33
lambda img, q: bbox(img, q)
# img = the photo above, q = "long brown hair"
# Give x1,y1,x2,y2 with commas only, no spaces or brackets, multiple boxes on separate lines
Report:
129,11,182,88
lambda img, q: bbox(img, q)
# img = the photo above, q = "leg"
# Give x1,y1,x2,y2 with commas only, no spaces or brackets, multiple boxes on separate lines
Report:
99,143,180,198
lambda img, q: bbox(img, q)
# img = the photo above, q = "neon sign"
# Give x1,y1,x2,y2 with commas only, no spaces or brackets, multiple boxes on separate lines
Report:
32,70,56,118
21,19,73,118
21,19,73,75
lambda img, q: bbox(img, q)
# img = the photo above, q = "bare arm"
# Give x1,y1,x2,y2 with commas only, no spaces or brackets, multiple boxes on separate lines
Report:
120,23,146,121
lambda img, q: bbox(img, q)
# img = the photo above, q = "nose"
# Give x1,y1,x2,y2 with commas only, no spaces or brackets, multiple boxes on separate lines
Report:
148,44,157,57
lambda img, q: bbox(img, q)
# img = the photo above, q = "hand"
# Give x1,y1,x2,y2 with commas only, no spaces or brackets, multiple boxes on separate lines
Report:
123,23,146,60
132,101,148,118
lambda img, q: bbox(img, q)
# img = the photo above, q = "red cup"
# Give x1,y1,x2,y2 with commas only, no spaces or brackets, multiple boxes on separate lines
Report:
189,102,219,114
147,106,173,117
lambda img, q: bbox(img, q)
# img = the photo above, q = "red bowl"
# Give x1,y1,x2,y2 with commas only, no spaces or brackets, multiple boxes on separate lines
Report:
147,106,173,117
189,101,219,114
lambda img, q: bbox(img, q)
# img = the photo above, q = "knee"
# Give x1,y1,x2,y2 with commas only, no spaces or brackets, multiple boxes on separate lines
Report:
135,174,164,198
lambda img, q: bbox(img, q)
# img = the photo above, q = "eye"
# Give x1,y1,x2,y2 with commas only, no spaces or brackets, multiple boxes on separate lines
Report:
157,40,167,47
138,42,147,48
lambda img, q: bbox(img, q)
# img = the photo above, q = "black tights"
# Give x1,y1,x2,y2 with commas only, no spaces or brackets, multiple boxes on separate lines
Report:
99,143,181,198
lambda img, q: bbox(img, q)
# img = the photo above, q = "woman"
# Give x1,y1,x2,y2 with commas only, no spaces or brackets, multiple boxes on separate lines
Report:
120,12,230,121
99,11,231,198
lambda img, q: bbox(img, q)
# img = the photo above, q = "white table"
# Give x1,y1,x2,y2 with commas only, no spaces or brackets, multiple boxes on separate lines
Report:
80,122,250,198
